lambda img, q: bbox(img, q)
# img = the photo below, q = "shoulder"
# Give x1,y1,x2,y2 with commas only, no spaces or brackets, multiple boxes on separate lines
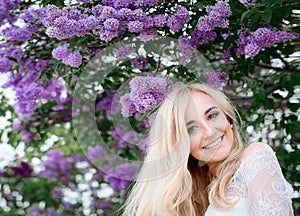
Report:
241,142,274,161
240,142,282,180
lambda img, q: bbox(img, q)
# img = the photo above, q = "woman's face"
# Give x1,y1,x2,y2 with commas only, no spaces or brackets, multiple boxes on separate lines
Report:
185,90,234,167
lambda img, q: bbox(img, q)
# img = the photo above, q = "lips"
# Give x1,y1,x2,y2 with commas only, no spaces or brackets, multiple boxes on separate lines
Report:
203,135,224,149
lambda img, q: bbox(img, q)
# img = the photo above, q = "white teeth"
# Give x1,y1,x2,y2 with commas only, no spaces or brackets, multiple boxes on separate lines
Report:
203,137,222,149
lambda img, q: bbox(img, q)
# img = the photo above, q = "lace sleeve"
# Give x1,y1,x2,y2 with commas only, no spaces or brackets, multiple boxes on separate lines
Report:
243,143,294,216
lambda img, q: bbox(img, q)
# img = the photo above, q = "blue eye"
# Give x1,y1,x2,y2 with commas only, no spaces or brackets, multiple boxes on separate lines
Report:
187,126,198,134
208,112,219,120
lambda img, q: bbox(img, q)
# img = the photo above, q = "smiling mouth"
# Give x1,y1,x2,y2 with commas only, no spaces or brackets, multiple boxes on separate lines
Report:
203,135,224,150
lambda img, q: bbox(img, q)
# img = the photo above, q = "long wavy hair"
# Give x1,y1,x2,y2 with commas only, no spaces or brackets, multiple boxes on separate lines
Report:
121,83,245,216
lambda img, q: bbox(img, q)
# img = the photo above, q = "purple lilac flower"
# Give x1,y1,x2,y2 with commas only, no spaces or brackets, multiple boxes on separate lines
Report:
206,71,228,88
130,57,150,69
223,45,233,63
2,73,22,88
177,36,195,59
113,0,131,9
96,91,119,114
190,30,217,47
39,149,72,186
12,119,23,131
45,208,62,216
197,16,212,32
0,57,13,73
153,15,167,27
3,26,32,41
0,170,6,177
63,202,73,210
112,127,138,148
22,130,35,142
133,9,147,21
244,42,260,56
42,79,65,101
26,204,41,216
127,21,144,33
214,1,232,17
115,45,135,59
197,1,231,32
21,82,43,100
104,163,139,190
52,189,63,197
93,201,112,210
176,6,190,23
128,76,169,113
98,28,119,42
120,93,135,117
276,30,297,41
92,5,104,17
87,146,105,162
10,47,23,61
15,100,38,114
63,51,82,67
15,81,42,114
139,28,156,41
35,60,50,72
138,137,149,153
100,6,117,19
10,161,33,178
103,18,120,31
253,27,274,47
237,27,296,57
118,8,134,20
135,0,160,8
46,26,60,38
142,16,154,28
167,15,183,32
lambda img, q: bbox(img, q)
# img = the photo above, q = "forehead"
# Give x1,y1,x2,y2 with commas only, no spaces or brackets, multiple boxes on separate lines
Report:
185,91,217,116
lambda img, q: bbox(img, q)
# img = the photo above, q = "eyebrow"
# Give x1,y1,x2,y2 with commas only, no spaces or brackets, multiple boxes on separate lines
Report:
185,106,218,126
204,106,218,115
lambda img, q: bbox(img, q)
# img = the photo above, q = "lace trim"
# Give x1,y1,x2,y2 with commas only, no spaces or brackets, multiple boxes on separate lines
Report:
225,144,293,215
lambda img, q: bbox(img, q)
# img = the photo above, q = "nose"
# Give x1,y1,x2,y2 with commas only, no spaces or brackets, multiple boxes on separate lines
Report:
202,122,212,139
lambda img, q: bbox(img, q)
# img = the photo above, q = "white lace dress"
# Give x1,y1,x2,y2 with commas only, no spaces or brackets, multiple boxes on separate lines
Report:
205,144,294,216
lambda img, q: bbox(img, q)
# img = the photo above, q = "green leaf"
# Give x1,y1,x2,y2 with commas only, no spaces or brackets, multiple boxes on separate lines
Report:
241,10,252,22
261,8,272,23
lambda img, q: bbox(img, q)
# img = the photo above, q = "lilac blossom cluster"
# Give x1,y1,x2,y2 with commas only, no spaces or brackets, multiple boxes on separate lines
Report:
103,163,139,190
0,44,24,73
13,71,66,115
52,45,82,67
206,71,228,88
101,0,162,9
10,161,33,178
120,76,169,117
3,25,32,42
96,91,120,115
0,0,21,25
237,27,296,57
26,204,62,216
39,149,73,186
197,1,231,32
87,146,105,162
177,1,230,58
111,126,139,148
115,45,135,59
130,56,150,69
167,6,190,32
42,4,189,43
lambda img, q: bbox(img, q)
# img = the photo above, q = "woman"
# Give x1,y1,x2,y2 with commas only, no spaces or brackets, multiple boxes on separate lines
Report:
121,83,294,216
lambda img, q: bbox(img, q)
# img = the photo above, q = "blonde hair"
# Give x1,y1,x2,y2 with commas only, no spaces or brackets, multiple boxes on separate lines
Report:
121,83,245,216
